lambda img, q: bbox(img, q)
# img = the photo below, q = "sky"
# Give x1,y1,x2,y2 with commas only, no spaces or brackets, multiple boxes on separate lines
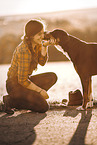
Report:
0,0,97,16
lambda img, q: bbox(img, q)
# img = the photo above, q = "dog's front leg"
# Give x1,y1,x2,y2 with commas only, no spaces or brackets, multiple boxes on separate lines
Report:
86,76,93,108
82,79,89,109
77,76,89,110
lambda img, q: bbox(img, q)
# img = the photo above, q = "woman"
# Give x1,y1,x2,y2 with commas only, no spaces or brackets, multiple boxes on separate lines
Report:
3,19,57,114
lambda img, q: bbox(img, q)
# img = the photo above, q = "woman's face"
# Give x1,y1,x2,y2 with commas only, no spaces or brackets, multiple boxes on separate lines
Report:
33,29,44,44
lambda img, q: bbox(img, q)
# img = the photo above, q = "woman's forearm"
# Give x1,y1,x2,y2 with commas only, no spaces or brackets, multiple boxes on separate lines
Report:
27,82,49,99
27,82,42,92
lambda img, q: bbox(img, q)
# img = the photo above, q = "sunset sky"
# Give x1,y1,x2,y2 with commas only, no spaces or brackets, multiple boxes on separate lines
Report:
0,0,97,16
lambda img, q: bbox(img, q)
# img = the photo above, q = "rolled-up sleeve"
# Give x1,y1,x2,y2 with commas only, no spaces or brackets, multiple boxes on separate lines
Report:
17,50,31,87
38,54,48,66
38,46,48,66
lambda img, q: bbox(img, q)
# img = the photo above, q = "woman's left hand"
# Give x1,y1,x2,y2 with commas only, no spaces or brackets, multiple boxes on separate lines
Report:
40,89,49,99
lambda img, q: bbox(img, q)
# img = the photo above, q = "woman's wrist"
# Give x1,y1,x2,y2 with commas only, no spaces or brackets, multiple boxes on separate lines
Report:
42,40,49,47
41,47,48,56
27,82,42,92
39,89,43,93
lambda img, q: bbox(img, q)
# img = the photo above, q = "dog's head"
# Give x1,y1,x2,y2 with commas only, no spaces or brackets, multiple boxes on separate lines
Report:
44,29,70,60
44,29,69,47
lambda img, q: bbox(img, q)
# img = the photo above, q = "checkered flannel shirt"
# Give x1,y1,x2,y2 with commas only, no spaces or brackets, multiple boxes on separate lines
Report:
7,41,47,87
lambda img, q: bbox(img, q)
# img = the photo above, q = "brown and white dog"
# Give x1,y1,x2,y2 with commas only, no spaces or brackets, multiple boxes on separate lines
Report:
44,29,97,110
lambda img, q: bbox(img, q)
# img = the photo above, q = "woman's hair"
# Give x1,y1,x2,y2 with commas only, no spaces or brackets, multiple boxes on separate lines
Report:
23,19,44,53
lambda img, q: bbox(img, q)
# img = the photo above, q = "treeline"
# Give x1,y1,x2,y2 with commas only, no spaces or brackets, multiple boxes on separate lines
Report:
0,12,97,64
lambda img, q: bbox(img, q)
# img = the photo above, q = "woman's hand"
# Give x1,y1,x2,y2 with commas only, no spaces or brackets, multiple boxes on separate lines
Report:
42,38,56,47
40,89,49,99
27,83,49,99
49,38,57,45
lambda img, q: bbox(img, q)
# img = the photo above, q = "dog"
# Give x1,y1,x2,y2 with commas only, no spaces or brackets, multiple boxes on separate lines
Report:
44,29,97,110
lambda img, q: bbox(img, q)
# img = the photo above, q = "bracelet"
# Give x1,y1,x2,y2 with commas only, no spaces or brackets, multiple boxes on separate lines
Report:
39,89,43,93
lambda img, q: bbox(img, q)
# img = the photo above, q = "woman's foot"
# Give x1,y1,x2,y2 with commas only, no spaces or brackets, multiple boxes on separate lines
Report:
0,101,5,112
3,95,14,115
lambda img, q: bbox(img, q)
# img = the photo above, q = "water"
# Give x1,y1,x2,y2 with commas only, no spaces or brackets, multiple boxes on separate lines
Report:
0,62,97,104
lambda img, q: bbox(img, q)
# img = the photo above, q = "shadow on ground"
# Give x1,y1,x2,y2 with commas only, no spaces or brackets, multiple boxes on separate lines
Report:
63,109,92,145
0,111,46,145
50,103,97,145
0,103,97,145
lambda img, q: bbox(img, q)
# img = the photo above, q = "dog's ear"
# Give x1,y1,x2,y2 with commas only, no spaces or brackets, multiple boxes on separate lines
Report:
51,29,70,45
56,38,60,45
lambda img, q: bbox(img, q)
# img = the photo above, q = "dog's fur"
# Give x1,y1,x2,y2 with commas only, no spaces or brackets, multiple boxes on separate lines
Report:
45,29,97,110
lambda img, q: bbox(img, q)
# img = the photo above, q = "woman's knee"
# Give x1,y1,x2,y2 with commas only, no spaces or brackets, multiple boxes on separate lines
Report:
49,72,58,85
31,100,49,113
27,92,49,113
35,96,49,113
38,101,49,113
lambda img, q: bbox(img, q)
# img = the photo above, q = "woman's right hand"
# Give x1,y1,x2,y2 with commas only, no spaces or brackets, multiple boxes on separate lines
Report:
40,89,49,99
42,38,56,47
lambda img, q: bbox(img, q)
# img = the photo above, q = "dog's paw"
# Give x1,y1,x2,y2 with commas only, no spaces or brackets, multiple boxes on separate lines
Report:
76,106,85,111
76,101,93,111
86,101,93,108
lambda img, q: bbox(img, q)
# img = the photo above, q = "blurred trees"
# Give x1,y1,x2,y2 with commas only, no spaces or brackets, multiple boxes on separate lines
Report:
0,34,21,64
0,9,97,64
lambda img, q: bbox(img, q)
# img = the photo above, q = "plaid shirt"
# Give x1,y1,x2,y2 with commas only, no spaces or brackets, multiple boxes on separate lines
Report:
7,41,47,87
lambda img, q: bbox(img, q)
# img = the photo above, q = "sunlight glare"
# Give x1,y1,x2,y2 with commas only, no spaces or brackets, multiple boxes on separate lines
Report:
0,0,97,16
17,0,97,14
